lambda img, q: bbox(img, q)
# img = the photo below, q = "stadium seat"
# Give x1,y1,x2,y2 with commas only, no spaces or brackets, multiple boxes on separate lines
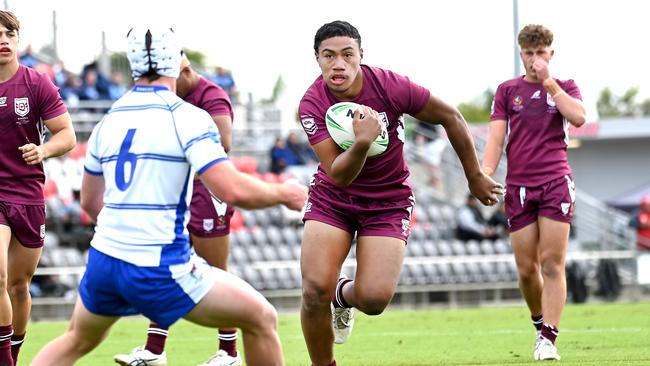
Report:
436,240,454,257
276,244,294,261
251,228,268,246
465,240,481,256
246,246,263,262
242,267,263,289
406,242,424,257
451,240,467,255
480,239,496,255
230,246,248,265
413,205,430,224
421,240,439,256
240,210,257,227
266,226,284,246
262,245,279,261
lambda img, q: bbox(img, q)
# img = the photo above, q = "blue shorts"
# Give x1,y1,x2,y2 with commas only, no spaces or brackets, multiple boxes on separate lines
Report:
79,247,217,327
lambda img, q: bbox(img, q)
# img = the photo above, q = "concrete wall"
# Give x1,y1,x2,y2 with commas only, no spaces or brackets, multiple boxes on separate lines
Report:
568,137,650,201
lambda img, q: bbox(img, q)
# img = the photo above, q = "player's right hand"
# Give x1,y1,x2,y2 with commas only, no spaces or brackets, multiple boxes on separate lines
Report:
352,105,381,147
280,179,309,211
469,172,504,206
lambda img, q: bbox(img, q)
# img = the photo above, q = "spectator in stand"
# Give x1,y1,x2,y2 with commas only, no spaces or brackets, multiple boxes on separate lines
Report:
78,69,107,100
19,43,38,68
59,73,82,105
270,137,300,174
81,61,110,98
107,72,128,100
211,66,239,104
286,131,317,165
455,194,497,241
629,195,650,251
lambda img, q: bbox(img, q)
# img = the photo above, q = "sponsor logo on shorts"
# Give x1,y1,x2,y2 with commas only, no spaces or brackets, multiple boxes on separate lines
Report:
0,97,6,107
561,202,571,216
401,218,411,237
40,224,45,239
203,219,214,232
304,201,312,213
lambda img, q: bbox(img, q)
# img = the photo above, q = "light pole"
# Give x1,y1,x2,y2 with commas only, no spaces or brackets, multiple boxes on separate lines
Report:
513,0,521,77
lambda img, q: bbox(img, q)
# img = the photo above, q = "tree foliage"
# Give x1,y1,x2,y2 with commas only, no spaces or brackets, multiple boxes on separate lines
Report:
597,86,650,118
457,88,495,123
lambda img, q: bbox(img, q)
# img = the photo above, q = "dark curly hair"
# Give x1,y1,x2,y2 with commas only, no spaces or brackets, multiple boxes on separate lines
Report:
313,20,361,53
518,24,553,48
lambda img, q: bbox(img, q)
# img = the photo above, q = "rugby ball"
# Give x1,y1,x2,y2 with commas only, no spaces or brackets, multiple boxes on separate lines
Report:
325,102,388,157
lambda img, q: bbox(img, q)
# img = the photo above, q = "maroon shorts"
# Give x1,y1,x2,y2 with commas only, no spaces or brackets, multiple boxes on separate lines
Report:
302,179,415,242
187,180,234,238
0,201,46,248
505,175,576,232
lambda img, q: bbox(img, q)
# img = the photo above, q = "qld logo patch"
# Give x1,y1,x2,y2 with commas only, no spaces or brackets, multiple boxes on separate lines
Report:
300,116,317,135
203,218,214,232
15,97,29,117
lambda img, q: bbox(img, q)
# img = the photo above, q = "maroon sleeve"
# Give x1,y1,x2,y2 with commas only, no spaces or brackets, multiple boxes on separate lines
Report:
37,73,68,120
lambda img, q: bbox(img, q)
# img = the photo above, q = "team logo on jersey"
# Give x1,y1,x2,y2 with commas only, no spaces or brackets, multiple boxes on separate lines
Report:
0,97,6,107
531,90,541,99
546,93,557,107
203,218,214,232
14,97,29,117
301,116,317,135
512,95,524,111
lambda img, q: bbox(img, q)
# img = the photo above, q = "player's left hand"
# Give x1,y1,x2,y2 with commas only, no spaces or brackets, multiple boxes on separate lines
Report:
532,58,551,81
19,143,46,165
468,172,504,206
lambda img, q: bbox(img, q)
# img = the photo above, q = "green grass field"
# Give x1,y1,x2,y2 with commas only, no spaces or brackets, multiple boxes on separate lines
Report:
19,301,650,365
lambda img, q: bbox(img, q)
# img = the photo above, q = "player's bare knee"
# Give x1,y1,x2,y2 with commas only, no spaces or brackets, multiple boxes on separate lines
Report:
356,291,391,315
540,260,563,279
7,281,30,302
301,279,332,312
0,273,6,292
517,263,540,281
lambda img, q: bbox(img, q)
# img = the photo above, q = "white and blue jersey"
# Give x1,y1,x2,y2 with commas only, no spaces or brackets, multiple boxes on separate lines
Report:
84,85,228,267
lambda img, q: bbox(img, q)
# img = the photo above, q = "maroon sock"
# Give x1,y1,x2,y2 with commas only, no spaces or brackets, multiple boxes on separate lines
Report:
332,278,353,309
541,323,559,344
145,323,169,355
9,333,24,366
218,329,238,357
531,314,544,331
0,325,13,366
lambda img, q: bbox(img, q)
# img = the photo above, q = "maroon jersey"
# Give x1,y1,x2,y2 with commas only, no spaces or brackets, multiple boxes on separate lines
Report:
0,65,68,204
184,77,233,120
490,76,581,187
299,65,429,200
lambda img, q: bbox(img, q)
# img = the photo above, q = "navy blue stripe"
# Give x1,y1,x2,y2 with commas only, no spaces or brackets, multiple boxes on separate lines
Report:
197,157,228,175
184,132,218,151
84,166,103,176
108,104,176,113
98,153,186,164
105,203,178,210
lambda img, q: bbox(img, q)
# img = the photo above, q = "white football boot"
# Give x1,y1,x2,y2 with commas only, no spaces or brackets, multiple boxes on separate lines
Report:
534,337,561,361
197,350,243,366
114,345,167,366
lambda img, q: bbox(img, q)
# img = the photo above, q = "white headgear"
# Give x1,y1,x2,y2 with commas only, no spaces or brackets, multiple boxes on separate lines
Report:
126,26,181,79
